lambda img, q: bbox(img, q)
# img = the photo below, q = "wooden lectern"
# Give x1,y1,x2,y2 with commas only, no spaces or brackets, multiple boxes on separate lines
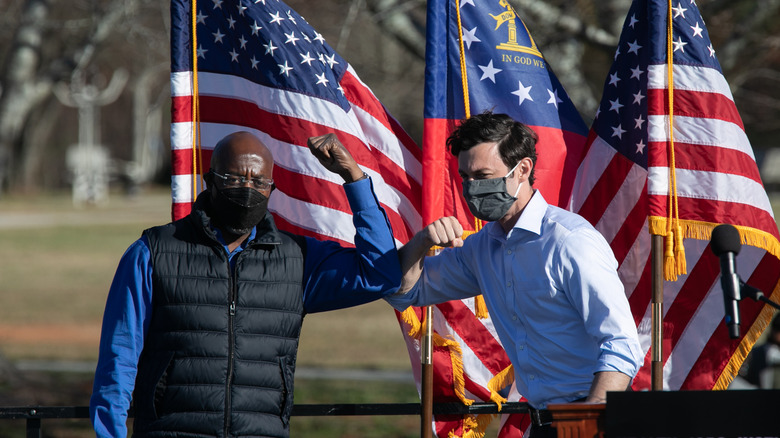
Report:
547,403,605,438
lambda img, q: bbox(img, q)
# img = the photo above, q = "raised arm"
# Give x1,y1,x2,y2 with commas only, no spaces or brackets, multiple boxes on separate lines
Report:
397,216,464,293
301,134,401,313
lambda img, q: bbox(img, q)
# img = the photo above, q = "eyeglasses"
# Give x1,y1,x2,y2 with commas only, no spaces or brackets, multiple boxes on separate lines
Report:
210,171,274,190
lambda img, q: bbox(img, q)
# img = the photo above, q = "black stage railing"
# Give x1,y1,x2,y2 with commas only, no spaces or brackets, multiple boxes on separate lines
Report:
0,402,530,437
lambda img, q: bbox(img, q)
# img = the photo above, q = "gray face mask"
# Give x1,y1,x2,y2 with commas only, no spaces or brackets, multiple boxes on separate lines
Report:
462,161,522,222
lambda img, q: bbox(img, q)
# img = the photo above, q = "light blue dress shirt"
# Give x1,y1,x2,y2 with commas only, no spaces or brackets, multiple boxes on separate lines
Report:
386,190,642,408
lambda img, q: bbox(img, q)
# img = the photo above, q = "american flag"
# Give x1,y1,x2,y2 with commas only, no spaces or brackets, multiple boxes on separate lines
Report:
412,0,589,436
569,0,780,391
170,0,422,252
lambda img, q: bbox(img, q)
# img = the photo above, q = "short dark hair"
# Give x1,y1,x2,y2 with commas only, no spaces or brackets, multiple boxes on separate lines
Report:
446,111,538,185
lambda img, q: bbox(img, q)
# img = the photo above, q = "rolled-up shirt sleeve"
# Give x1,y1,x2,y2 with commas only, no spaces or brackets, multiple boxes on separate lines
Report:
557,227,643,378
384,244,480,311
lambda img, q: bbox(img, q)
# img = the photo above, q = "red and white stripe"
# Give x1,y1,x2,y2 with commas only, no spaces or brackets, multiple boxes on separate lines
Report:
170,69,423,246
398,298,524,437
570,61,780,390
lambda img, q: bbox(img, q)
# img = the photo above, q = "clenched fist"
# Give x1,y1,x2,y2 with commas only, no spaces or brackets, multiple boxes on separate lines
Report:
307,134,365,183
421,216,464,249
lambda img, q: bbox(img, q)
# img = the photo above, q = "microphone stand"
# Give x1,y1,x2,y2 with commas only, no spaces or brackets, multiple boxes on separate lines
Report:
740,280,780,311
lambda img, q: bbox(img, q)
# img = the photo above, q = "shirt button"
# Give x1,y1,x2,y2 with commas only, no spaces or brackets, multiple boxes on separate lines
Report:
519,345,524,350
506,249,512,255
529,374,535,380
512,314,518,321
506,281,511,287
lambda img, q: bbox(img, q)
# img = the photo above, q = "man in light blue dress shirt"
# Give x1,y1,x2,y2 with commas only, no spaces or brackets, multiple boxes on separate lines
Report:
386,112,642,437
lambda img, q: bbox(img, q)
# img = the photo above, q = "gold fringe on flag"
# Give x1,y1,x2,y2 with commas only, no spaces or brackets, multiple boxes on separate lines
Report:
486,364,514,410
450,413,497,438
715,279,780,389
433,332,474,406
398,308,474,405
445,364,515,437
400,306,423,338
399,303,510,437
473,296,489,319
649,218,780,262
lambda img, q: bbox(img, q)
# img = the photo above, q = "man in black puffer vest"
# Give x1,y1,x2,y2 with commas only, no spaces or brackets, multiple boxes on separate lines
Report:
90,132,402,438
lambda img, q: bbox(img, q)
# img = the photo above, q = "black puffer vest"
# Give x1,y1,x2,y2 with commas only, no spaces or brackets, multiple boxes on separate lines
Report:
132,195,306,438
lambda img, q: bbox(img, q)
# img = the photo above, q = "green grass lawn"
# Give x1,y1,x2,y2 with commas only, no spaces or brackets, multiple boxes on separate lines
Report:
0,189,422,437
0,190,412,367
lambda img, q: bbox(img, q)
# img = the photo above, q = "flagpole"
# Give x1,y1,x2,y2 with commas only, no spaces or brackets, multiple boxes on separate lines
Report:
650,0,677,392
421,305,434,438
651,234,664,390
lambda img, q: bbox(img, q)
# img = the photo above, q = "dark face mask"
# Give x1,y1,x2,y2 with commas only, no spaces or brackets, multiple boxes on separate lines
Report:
210,187,269,236
462,162,522,222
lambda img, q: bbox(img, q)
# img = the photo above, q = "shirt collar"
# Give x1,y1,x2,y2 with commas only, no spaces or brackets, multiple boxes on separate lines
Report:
494,189,547,240
213,225,257,255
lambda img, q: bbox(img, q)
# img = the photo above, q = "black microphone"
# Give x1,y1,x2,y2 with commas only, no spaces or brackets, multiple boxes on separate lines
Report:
710,224,742,339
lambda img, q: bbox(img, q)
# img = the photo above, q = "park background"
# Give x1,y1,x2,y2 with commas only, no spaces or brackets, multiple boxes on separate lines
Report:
1,0,780,436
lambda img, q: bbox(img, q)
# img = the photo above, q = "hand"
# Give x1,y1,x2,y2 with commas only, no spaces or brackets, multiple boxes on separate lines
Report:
420,216,464,249
397,216,464,294
307,134,364,183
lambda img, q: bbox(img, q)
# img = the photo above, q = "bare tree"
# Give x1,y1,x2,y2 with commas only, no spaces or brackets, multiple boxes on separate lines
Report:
0,0,168,194
0,0,778,195
348,0,780,146
0,0,54,192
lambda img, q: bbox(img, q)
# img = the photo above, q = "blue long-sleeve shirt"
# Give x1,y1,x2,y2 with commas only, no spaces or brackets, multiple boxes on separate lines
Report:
386,190,642,408
90,177,400,437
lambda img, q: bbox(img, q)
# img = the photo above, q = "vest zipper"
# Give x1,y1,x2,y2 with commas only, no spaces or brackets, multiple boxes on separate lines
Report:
224,259,238,437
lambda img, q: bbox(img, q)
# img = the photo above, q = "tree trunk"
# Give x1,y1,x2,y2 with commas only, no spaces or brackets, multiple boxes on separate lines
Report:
0,0,142,195
0,0,54,193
